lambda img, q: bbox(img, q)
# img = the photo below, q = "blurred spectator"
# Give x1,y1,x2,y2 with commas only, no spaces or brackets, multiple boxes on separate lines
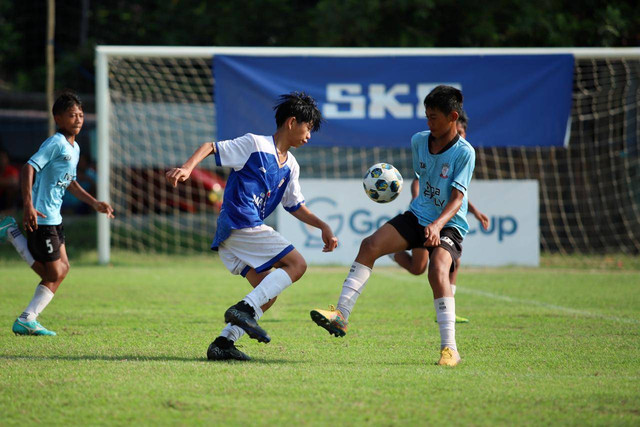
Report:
0,150,20,214
62,154,97,214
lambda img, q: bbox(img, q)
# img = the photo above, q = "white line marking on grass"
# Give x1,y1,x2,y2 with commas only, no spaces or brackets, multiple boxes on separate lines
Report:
377,271,640,325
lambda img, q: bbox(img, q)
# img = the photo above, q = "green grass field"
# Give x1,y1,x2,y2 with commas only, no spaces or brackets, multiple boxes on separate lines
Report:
1,252,639,425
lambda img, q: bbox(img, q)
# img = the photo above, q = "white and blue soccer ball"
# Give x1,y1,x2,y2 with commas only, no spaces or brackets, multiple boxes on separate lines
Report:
363,163,403,203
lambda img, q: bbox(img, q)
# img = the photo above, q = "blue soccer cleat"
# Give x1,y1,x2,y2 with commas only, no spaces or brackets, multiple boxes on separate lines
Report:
12,318,57,336
0,216,17,244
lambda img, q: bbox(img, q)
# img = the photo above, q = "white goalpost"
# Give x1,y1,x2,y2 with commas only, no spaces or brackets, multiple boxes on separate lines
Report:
95,46,640,264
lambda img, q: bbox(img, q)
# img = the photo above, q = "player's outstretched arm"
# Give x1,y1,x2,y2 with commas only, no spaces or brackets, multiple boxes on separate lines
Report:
166,142,215,187
289,205,338,252
20,163,46,231
424,188,464,247
67,181,115,218
468,200,489,230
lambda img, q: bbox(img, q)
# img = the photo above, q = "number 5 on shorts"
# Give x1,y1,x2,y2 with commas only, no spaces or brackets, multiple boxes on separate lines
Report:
46,238,53,254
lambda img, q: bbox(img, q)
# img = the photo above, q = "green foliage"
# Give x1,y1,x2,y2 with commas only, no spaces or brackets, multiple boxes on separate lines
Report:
0,0,638,93
0,257,639,424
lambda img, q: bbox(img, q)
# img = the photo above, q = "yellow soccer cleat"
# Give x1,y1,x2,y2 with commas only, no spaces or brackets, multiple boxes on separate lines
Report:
310,305,348,337
437,347,461,367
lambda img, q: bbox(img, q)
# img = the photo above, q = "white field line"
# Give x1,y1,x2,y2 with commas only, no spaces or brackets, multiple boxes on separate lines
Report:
377,271,640,325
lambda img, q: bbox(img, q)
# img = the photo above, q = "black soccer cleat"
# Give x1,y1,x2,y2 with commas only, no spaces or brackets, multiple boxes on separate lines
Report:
207,337,251,361
224,301,271,344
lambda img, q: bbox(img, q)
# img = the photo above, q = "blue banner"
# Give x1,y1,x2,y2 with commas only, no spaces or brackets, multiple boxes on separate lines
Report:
214,55,574,148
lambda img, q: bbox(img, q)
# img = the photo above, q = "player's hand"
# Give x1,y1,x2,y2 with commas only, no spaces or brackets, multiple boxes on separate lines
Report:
166,167,191,187
475,212,490,230
95,201,115,219
423,223,441,248
23,205,46,232
321,225,338,252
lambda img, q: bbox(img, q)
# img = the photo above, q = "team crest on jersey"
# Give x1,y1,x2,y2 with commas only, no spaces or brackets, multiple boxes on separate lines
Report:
439,163,450,179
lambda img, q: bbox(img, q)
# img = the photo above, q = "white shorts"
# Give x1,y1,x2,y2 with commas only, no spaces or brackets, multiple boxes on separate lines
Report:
217,225,295,277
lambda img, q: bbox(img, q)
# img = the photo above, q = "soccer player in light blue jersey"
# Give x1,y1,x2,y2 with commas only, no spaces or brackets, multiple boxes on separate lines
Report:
3,91,114,336
311,85,475,366
166,92,338,361
391,110,490,323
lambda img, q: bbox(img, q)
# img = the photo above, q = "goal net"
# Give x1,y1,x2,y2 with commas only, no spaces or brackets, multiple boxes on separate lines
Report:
96,47,640,263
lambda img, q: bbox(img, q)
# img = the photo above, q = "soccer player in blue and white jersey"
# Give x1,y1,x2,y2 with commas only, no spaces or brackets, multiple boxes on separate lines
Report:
166,92,338,361
311,85,475,367
5,91,114,336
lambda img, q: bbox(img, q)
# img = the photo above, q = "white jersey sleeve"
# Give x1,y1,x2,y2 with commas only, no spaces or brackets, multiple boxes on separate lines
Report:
214,133,257,170
281,158,305,212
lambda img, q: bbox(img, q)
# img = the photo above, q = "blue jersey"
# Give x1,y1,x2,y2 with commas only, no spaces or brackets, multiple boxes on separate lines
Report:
211,133,305,249
27,133,80,226
409,131,475,238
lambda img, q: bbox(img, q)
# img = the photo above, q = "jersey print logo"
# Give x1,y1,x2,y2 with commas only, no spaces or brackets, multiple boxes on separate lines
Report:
64,154,72,161
440,163,450,179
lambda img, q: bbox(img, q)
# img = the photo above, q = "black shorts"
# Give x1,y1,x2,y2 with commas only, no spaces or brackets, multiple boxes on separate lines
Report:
387,211,463,272
27,224,65,263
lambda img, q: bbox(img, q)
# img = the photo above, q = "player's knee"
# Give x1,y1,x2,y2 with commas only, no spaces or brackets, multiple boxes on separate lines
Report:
292,258,307,281
46,265,67,283
360,235,384,258
428,261,448,282
409,264,427,276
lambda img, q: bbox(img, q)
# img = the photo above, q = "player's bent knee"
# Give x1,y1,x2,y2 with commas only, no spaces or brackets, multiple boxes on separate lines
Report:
360,235,385,258
409,265,427,275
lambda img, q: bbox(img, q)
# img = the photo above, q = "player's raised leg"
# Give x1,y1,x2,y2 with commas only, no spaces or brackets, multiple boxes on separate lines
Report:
429,247,460,366
311,223,408,337
1,216,47,279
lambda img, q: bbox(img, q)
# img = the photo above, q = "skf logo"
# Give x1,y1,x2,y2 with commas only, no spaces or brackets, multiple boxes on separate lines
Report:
323,83,462,119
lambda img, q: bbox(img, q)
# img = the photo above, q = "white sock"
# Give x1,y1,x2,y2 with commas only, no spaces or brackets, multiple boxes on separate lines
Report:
243,269,292,312
336,262,372,320
8,226,35,266
434,297,457,351
19,284,54,322
451,284,457,296
220,305,264,342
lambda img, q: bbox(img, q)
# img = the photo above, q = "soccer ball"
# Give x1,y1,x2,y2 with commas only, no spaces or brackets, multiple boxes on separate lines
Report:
363,163,403,203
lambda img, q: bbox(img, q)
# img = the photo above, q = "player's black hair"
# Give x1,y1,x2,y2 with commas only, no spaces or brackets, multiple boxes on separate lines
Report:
52,90,83,116
274,91,323,132
423,85,463,116
457,109,468,130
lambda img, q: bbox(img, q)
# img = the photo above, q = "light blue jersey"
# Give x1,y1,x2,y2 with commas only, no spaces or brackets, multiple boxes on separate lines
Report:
409,131,475,238
28,133,80,226
211,133,305,250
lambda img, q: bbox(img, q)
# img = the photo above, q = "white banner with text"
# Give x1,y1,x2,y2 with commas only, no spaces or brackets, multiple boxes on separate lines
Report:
275,179,539,267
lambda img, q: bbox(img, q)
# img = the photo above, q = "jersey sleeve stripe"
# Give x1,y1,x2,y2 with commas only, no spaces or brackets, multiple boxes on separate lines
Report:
27,159,43,172
214,142,222,166
283,201,304,212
